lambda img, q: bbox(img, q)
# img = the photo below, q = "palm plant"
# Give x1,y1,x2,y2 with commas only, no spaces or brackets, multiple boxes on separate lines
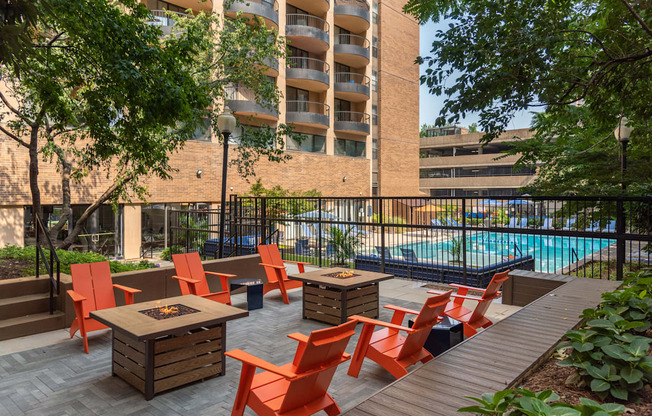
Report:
326,226,361,265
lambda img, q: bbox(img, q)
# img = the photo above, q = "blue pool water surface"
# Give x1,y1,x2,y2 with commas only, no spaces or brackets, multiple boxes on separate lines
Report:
393,232,614,273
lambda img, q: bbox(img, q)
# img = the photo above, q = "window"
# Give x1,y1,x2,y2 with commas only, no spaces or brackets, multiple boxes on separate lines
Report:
372,70,378,91
287,134,326,153
372,36,378,58
189,118,212,141
148,0,185,13
372,105,378,125
372,138,377,159
372,2,378,24
335,138,366,158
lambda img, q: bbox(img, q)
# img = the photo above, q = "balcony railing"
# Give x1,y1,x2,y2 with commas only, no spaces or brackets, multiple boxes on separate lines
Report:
286,14,330,32
335,33,369,48
287,57,330,73
335,0,370,11
286,100,330,127
225,0,279,26
335,72,370,87
335,111,370,123
147,10,191,28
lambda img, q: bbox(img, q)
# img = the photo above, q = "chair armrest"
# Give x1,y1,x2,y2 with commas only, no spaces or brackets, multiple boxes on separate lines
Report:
259,263,285,270
383,304,420,315
225,349,296,379
284,261,311,266
449,283,485,293
113,284,141,294
287,333,309,343
448,293,483,302
67,289,86,303
205,271,237,278
172,275,201,284
349,315,414,333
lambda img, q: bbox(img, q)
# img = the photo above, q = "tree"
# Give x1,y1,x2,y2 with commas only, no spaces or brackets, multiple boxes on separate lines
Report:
467,123,478,133
419,123,436,137
243,179,322,218
0,0,294,248
404,0,652,196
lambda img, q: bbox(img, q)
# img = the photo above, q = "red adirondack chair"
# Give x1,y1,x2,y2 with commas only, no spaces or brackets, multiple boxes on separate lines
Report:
257,244,310,304
226,320,357,416
427,270,510,337
347,290,452,380
68,261,141,354
172,252,234,305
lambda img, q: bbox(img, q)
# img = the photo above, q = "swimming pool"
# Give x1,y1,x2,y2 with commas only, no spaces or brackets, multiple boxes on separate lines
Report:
392,232,614,273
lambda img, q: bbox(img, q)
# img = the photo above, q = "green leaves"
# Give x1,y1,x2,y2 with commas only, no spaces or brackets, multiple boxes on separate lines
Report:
458,388,625,416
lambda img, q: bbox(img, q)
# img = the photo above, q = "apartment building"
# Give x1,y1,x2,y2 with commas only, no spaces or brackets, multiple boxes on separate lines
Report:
0,0,420,257
419,127,538,197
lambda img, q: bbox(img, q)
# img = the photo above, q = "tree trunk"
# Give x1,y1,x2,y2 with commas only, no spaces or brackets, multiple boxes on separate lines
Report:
58,172,135,250
28,126,42,222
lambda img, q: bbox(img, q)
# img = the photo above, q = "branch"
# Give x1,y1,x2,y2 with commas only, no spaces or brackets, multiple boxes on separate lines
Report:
560,30,615,59
0,124,29,148
618,0,652,38
0,89,31,124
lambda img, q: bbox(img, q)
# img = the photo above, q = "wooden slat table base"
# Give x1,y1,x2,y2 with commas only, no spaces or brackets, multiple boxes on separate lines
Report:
303,282,379,325
111,325,223,400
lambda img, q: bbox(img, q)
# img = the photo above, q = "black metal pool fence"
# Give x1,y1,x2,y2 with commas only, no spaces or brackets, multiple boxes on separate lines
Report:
172,195,652,285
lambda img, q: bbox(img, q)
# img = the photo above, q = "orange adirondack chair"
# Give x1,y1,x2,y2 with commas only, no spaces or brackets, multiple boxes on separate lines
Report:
347,290,452,380
427,270,510,337
226,320,357,416
172,252,234,305
258,244,310,304
68,261,141,354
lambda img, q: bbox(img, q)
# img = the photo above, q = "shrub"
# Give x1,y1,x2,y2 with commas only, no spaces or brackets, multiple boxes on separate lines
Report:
0,245,153,277
459,388,625,416
161,245,184,261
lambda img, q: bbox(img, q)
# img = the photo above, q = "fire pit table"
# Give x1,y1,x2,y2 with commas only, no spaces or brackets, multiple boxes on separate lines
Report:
90,295,248,400
288,267,393,325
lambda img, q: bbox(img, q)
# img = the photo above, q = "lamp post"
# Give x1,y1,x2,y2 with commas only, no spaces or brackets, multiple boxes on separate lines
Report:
216,107,237,258
614,117,633,191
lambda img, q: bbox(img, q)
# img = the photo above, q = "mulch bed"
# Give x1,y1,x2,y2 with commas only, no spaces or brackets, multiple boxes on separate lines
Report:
519,330,652,415
0,258,33,280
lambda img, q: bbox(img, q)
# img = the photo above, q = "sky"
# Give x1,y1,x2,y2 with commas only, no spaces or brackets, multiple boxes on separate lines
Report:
418,20,534,130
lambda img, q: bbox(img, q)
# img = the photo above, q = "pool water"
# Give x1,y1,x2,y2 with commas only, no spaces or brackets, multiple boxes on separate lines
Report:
393,232,614,273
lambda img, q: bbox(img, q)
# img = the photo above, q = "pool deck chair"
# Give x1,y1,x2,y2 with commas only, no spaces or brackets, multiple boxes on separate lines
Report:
376,246,392,259
507,217,520,228
586,222,601,232
604,220,616,233
347,291,452,379
428,270,510,337
431,218,444,227
68,261,141,354
258,244,310,304
563,218,577,230
540,218,553,230
226,320,357,416
446,217,461,226
172,252,234,305
401,248,418,262
518,218,528,228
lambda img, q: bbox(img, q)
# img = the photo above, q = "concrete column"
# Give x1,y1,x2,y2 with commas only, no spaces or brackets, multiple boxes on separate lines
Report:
0,206,25,247
123,204,142,260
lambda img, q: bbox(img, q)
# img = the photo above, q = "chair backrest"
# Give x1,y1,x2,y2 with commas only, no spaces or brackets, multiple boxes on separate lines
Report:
280,320,357,414
376,246,392,259
508,217,519,228
295,239,309,255
258,244,287,284
519,218,528,227
172,252,210,296
70,261,116,314
396,291,451,361
541,218,552,229
469,270,511,323
401,248,418,262
448,217,460,226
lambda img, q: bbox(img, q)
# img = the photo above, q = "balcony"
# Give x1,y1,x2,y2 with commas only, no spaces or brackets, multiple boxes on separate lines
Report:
286,57,330,92
225,0,279,28
286,14,330,53
225,86,279,121
334,34,370,67
286,0,330,15
334,111,370,135
147,10,191,37
334,0,370,32
334,72,370,101
286,101,330,128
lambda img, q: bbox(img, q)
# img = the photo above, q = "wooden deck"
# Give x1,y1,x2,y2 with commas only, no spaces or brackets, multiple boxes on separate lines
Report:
344,275,620,416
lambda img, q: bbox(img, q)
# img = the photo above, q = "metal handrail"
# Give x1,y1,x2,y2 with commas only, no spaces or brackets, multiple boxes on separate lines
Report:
335,72,370,86
335,111,370,123
227,0,279,11
286,13,330,32
286,100,330,116
287,56,330,73
335,33,369,48
35,214,60,315
147,9,191,27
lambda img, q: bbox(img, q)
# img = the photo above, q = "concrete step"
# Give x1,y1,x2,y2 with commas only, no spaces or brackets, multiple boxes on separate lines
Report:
0,293,52,320
0,311,66,342
0,276,52,299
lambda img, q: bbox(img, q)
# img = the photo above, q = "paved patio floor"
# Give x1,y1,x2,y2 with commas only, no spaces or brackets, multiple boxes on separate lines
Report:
0,271,520,416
